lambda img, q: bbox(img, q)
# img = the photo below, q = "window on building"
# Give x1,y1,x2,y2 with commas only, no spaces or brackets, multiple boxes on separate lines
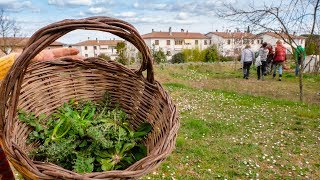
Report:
167,40,170,45
155,40,159,45
85,54,88,57
243,39,250,44
195,40,198,45
84,46,88,50
94,46,97,50
227,39,231,45
175,40,183,45
204,40,207,45
251,40,254,44
209,40,212,45
257,40,260,44
235,39,242,44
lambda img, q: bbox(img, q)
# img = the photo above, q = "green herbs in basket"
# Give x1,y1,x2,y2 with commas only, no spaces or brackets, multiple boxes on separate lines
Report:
18,95,152,173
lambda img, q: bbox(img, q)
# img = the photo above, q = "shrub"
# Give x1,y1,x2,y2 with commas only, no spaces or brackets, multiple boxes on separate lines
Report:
171,52,185,64
203,45,219,62
152,49,167,64
182,48,203,62
98,53,111,61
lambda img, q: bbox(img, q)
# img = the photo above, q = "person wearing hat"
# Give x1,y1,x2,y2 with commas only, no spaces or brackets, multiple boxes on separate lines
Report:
241,44,255,79
273,40,287,81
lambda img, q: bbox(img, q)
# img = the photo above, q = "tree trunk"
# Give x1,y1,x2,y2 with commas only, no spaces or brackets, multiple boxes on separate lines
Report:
299,58,304,102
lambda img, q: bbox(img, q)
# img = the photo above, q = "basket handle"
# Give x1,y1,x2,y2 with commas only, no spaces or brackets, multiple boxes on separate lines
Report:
0,16,154,131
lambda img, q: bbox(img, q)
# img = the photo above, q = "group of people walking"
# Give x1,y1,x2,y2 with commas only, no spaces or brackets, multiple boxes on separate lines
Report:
240,40,288,81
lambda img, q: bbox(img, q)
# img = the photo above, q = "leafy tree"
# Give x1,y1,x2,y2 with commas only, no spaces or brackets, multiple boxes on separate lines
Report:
98,53,111,61
115,42,129,65
152,48,167,64
171,52,185,64
203,45,219,62
302,34,320,55
305,41,317,55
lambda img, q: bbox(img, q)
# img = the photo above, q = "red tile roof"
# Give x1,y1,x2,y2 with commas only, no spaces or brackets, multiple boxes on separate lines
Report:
142,31,208,39
207,32,257,39
0,37,63,47
73,40,123,46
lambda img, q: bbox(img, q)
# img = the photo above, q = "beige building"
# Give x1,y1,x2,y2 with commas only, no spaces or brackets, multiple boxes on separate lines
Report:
206,31,262,56
71,39,123,60
141,28,211,59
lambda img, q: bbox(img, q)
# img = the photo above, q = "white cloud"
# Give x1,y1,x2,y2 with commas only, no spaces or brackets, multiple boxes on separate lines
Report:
88,7,107,14
0,1,34,12
133,2,139,8
116,11,136,18
79,11,86,17
48,0,93,6
176,12,189,20
153,3,168,10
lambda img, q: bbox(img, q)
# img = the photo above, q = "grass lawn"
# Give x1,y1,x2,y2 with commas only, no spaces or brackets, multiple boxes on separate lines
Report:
11,62,320,179
141,62,320,179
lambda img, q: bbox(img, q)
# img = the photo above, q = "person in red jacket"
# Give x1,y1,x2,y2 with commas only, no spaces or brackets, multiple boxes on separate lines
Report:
272,40,287,81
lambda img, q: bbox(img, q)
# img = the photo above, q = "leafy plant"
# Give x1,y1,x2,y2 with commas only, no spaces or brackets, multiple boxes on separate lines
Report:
152,48,167,64
18,93,152,173
171,52,185,64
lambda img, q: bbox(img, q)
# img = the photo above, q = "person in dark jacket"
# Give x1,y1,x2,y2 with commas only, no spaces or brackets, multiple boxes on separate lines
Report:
266,44,274,75
272,40,286,81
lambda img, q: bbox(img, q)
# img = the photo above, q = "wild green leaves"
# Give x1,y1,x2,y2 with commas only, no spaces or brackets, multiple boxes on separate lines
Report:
18,94,152,173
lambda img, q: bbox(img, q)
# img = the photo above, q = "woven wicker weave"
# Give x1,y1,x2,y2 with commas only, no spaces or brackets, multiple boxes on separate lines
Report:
0,17,179,179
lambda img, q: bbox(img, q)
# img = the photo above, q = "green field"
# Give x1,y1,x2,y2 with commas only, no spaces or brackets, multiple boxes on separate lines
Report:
12,62,320,179
141,62,320,179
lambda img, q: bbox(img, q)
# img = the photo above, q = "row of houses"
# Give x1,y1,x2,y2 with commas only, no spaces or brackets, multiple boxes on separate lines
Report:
71,29,305,60
0,28,306,61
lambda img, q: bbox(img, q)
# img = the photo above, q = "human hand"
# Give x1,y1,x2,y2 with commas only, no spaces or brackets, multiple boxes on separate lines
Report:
0,47,83,81
33,47,83,61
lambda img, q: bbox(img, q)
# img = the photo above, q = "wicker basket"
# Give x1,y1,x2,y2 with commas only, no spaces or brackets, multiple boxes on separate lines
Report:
0,17,179,179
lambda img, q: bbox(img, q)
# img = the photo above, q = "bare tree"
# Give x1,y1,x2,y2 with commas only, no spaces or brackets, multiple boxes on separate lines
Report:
217,0,320,102
0,9,21,55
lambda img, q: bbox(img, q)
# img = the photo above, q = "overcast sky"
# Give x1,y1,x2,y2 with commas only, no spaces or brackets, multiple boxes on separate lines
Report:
0,0,263,43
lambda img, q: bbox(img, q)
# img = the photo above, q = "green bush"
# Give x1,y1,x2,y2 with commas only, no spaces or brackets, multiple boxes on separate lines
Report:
98,53,111,61
220,56,234,62
182,48,203,62
152,49,167,64
203,45,219,62
172,52,185,64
